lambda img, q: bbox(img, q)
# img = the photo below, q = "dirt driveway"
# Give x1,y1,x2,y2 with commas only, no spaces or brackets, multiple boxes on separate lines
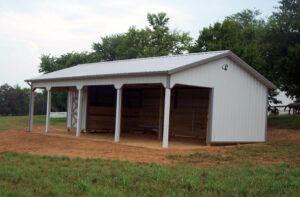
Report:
0,126,299,165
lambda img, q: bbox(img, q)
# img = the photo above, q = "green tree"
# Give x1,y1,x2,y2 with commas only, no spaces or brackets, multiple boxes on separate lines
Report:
0,84,45,116
13,85,29,115
0,84,15,115
190,9,282,105
39,52,101,74
261,0,300,101
92,12,192,60
190,9,265,71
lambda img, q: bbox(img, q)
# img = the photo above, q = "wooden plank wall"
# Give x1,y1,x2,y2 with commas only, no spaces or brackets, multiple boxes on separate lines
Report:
87,106,116,131
87,86,116,132
86,85,210,141
87,86,161,133
121,88,160,133
169,87,210,140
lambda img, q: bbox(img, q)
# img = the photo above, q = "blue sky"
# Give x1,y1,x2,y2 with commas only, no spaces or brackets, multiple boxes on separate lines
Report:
1,0,291,103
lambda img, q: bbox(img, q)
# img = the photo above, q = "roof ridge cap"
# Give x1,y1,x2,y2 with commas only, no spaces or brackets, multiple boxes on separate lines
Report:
78,50,229,66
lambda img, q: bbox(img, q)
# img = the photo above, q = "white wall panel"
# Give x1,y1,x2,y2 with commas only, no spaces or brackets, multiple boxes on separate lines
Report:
171,58,268,142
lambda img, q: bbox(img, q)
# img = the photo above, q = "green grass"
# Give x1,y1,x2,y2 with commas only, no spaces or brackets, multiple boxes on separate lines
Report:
0,115,66,132
0,152,299,197
167,143,300,167
268,115,300,130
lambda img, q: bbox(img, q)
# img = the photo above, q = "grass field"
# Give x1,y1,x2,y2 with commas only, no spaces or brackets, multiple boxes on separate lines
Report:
268,115,300,130
0,115,66,132
0,115,299,196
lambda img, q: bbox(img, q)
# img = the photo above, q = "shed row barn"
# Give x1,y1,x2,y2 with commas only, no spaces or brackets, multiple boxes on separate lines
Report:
25,50,276,148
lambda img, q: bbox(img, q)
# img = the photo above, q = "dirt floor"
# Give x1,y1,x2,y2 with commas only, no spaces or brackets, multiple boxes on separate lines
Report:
0,125,299,165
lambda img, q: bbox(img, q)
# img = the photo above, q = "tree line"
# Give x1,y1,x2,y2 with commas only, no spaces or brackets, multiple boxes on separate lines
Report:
1,0,299,115
0,84,46,116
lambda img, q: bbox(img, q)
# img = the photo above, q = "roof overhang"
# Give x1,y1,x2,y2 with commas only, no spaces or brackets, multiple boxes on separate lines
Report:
25,71,169,83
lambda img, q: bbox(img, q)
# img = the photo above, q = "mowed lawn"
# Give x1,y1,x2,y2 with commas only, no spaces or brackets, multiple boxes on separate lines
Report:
0,115,299,196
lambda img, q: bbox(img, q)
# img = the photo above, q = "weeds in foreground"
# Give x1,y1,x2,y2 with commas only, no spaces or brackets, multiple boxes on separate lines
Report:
0,152,299,197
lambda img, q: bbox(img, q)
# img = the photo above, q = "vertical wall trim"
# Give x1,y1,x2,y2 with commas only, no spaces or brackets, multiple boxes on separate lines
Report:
264,89,268,142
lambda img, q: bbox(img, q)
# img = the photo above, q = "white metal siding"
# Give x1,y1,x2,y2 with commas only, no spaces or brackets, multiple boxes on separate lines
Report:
170,57,268,142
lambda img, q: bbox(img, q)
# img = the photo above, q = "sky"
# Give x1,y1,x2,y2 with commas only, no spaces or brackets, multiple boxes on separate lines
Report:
0,0,292,104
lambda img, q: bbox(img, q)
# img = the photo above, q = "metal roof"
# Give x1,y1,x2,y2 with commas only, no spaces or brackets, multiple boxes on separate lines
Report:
26,50,276,89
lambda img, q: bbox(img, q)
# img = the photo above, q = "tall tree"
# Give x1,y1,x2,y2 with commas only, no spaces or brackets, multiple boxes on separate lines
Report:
93,12,192,60
190,9,265,71
261,0,300,101
190,9,282,105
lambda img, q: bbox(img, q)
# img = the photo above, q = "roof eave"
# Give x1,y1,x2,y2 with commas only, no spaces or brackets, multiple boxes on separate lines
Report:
25,71,169,83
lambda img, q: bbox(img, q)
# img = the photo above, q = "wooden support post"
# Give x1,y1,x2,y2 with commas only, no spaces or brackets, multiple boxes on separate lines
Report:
45,88,51,133
114,87,122,142
76,86,83,137
158,87,164,140
27,88,35,132
162,87,171,148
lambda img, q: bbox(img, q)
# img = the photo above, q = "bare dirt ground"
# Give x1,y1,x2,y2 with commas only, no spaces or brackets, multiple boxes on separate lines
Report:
267,128,300,143
0,126,299,165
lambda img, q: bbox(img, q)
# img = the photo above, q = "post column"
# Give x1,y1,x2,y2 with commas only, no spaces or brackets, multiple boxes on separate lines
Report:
28,87,35,132
114,86,122,142
162,87,171,148
76,86,83,137
45,87,52,132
